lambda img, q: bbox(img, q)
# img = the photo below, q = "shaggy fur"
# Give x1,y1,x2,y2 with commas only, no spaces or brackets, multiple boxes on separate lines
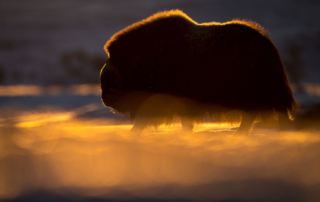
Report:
100,10,299,133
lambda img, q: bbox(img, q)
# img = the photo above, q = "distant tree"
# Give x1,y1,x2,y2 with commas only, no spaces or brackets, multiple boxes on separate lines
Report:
60,49,106,84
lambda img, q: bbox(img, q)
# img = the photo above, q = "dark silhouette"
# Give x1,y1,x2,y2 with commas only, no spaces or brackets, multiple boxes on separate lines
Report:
100,10,299,134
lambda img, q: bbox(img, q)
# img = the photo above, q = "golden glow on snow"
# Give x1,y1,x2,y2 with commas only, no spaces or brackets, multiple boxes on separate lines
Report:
1,111,320,201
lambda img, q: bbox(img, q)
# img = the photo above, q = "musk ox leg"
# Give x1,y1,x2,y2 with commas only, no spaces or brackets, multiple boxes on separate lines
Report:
278,112,293,130
130,119,146,133
234,112,256,135
181,116,194,131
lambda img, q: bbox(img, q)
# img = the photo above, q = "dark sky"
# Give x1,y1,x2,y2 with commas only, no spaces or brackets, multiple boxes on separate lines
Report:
0,0,319,85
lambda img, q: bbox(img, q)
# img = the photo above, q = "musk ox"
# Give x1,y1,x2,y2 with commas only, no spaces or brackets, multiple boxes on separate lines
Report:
100,10,299,134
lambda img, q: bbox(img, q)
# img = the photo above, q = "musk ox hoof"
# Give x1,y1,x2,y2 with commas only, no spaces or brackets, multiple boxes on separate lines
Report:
232,129,251,136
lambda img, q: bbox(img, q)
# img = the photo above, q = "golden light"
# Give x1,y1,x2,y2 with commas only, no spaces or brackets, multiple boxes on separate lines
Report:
0,85,43,96
0,84,101,97
1,109,320,201
0,83,319,97
0,84,320,201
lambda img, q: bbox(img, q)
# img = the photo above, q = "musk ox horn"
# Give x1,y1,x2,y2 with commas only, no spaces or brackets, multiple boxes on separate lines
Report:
100,59,123,92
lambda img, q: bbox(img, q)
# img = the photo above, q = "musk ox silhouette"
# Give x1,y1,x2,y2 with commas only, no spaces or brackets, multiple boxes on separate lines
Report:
100,10,299,134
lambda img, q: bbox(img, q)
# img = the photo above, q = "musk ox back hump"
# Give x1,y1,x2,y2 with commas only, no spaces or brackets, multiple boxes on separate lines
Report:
101,10,299,121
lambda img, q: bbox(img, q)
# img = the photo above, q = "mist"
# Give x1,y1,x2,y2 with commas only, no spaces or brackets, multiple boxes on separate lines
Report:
1,105,320,202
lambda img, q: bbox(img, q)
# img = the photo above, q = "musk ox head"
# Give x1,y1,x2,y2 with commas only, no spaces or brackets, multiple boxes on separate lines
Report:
100,59,123,107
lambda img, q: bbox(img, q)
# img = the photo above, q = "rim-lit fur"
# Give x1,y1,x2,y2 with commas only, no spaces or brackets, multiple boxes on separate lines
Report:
100,10,299,128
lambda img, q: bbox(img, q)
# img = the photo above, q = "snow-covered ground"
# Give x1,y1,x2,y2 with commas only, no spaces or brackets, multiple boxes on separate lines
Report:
1,111,320,202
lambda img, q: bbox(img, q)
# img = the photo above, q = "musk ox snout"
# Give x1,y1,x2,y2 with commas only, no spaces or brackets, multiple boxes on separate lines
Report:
100,59,123,93
100,59,124,107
